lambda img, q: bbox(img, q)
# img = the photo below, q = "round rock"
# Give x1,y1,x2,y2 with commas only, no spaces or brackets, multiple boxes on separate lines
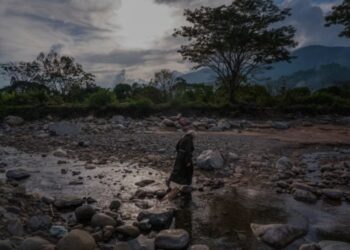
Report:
155,229,190,250
91,213,116,227
56,229,96,250
19,237,55,250
75,205,95,222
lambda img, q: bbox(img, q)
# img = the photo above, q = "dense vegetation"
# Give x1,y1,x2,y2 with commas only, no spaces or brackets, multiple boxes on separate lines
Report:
1,78,350,119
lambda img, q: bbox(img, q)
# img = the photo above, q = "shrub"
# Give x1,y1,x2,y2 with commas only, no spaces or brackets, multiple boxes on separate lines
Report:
86,89,117,107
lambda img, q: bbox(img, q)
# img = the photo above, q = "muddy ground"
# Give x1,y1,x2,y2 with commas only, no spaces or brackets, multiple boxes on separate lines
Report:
0,115,350,250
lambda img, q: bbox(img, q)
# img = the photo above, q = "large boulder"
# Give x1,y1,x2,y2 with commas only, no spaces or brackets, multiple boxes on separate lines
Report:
161,119,176,128
250,223,305,248
56,229,96,250
6,169,31,181
4,116,24,126
196,150,224,170
319,240,350,250
91,213,117,227
276,156,293,172
155,229,190,250
75,205,95,223
137,209,174,231
19,237,55,250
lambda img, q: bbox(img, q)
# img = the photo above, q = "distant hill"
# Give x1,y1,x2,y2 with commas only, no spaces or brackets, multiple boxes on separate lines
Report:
270,63,350,90
177,45,350,88
264,45,350,79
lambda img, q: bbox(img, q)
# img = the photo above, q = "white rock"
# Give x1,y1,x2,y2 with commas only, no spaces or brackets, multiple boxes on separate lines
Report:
196,150,224,170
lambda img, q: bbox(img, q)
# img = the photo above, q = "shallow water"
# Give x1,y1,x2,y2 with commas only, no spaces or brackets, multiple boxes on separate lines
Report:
1,146,350,249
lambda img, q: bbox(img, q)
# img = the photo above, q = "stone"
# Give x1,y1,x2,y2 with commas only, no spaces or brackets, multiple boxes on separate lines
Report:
0,240,14,250
19,237,55,250
4,116,24,126
27,215,52,232
299,243,321,250
49,121,81,136
322,189,343,200
155,229,190,250
91,213,117,227
137,209,174,231
217,119,231,130
272,121,290,130
50,225,68,238
226,152,239,162
135,180,155,187
319,240,350,250
6,169,30,180
111,115,127,125
293,189,318,203
109,200,122,211
56,229,96,250
75,205,95,222
161,119,175,128
250,223,305,248
53,148,67,158
138,219,152,232
7,219,24,236
190,245,210,250
116,225,140,239
196,150,224,170
54,196,84,210
276,157,293,172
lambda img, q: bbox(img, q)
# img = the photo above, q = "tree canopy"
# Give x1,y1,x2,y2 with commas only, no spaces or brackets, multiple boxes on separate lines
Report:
0,50,95,95
325,0,350,37
174,0,297,103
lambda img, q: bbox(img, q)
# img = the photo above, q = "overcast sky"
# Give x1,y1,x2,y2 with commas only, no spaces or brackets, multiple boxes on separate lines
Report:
0,0,349,87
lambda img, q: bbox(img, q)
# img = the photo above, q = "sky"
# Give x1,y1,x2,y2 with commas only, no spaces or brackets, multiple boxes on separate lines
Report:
0,0,349,87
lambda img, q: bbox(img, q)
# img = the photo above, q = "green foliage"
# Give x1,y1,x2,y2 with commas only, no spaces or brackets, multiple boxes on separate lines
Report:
325,0,350,37
86,89,117,107
114,83,132,101
174,0,297,103
132,86,164,104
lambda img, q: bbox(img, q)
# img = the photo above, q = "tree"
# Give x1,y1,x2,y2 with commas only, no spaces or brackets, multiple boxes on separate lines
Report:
174,0,297,103
114,83,132,100
0,50,95,95
35,50,95,95
325,0,350,37
150,69,177,97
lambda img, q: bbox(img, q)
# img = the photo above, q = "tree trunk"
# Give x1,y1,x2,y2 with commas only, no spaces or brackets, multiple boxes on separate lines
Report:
228,77,239,104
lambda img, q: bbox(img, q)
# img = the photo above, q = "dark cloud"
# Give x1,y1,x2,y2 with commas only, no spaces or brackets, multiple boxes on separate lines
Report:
283,0,349,47
82,49,178,67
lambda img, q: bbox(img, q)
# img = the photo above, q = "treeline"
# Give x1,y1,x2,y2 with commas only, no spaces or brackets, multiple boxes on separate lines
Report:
1,79,350,114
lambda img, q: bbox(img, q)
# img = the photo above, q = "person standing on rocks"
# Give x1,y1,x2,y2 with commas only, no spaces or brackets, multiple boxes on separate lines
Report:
165,130,195,199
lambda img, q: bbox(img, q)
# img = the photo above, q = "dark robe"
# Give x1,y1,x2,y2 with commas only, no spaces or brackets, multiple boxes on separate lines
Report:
169,135,194,185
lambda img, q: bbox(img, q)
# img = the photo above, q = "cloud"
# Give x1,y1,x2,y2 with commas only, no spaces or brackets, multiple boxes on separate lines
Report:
282,0,349,47
0,0,348,89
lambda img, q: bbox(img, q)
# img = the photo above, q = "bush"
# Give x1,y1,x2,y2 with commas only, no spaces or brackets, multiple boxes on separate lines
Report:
86,89,117,107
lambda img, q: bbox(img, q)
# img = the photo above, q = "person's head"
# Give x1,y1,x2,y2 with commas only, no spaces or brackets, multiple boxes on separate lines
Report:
185,130,196,140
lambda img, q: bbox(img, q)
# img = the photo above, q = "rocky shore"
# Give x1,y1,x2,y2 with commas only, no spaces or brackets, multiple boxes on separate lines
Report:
0,114,350,249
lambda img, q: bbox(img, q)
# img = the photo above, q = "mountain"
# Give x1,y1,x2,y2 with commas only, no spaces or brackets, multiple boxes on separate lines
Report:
177,45,350,86
263,45,350,79
177,68,217,84
271,63,350,90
